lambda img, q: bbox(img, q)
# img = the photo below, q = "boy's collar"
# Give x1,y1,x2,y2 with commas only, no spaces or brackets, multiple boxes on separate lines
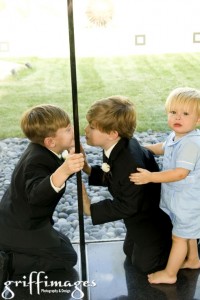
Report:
104,136,122,158
49,149,62,159
104,143,118,158
105,137,131,162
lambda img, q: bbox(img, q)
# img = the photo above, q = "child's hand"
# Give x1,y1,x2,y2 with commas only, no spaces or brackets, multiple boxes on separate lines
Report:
63,153,84,175
82,183,91,216
51,153,84,189
129,168,152,185
80,144,91,175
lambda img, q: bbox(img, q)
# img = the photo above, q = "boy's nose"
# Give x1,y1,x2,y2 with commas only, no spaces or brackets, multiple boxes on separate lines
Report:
175,114,181,120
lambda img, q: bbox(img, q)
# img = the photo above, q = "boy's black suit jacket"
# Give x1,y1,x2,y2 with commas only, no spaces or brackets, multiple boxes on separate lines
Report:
89,137,172,244
0,143,65,249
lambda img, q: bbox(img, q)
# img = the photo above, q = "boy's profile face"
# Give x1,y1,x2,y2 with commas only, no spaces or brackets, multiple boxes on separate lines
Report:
50,124,74,153
85,122,118,151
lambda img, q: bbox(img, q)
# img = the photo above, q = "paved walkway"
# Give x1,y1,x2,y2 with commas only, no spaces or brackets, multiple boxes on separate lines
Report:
0,60,26,80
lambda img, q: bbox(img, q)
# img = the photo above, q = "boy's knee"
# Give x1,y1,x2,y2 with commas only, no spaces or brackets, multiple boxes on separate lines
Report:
131,244,168,274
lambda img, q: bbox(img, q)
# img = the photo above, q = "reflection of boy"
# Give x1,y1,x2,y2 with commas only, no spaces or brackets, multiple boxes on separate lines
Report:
0,104,84,283
130,87,200,284
82,96,172,274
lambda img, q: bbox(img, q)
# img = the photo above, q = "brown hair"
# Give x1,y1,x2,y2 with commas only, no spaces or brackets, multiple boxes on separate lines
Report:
86,95,136,139
165,87,200,116
21,104,70,144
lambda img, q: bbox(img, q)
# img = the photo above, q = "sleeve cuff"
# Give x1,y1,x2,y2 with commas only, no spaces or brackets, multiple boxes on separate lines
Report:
50,175,65,193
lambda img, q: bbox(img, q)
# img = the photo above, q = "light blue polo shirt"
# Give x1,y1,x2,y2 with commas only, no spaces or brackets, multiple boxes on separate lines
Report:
160,129,200,238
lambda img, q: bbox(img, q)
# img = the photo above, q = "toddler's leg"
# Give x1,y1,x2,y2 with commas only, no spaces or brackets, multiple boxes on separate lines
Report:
148,235,187,284
181,239,200,269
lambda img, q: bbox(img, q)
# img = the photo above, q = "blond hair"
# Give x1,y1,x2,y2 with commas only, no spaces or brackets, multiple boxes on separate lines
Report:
165,87,200,116
86,95,136,139
21,104,70,144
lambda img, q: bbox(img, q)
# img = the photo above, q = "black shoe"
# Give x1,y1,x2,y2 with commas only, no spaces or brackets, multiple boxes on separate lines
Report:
0,251,9,293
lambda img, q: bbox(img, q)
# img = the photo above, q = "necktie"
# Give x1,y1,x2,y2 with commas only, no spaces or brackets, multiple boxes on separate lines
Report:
103,152,109,163
102,152,112,183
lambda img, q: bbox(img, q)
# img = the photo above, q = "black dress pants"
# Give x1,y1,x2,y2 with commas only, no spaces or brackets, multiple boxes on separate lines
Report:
0,231,77,275
123,210,172,274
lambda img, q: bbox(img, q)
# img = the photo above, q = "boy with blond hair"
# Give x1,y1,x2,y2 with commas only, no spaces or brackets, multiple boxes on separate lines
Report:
130,87,200,284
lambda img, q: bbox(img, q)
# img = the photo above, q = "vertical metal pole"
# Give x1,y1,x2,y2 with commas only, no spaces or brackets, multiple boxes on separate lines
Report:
67,0,88,297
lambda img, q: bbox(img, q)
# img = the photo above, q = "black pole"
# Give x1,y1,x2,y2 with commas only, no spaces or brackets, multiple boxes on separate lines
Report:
67,0,88,296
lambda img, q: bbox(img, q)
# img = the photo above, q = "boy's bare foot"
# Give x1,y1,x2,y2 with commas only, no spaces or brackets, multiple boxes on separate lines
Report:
181,259,200,269
148,270,177,284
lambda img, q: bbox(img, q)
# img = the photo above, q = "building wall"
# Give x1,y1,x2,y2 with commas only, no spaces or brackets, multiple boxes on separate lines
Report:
0,0,199,58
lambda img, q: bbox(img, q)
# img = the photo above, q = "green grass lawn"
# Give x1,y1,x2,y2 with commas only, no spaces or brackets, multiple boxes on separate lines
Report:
1,52,200,138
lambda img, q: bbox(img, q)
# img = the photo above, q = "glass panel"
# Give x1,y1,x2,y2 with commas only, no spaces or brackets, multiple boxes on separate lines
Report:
1,0,200,245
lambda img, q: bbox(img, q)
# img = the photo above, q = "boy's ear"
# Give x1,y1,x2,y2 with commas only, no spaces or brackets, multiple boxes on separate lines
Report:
197,117,200,126
109,130,119,140
44,137,55,148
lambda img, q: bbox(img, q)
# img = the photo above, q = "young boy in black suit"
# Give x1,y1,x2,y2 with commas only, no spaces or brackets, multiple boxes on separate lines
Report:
0,104,84,289
82,95,172,274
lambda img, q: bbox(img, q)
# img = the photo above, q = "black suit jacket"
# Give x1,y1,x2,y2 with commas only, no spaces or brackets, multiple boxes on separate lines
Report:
89,138,170,244
0,143,66,248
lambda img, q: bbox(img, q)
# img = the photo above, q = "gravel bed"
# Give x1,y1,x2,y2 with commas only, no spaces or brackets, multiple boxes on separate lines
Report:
0,131,169,242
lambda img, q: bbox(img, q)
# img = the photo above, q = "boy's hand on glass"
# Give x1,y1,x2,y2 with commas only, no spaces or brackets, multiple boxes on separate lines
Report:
63,153,84,175
51,153,84,189
129,168,152,185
